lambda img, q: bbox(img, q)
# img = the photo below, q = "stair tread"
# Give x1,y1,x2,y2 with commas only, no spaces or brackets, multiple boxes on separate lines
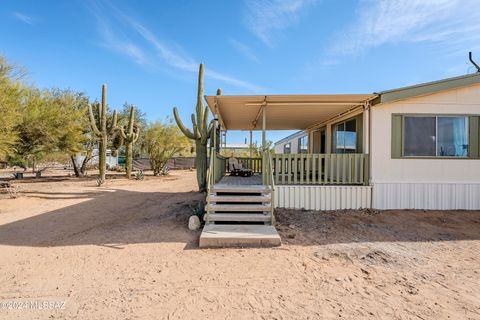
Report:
207,204,271,211
208,195,271,202
208,213,271,222
212,185,271,193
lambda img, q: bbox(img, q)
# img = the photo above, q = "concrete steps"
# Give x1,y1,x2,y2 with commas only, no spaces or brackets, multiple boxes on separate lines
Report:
199,224,281,248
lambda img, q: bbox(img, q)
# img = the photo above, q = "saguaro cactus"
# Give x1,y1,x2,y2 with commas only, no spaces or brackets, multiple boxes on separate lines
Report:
117,106,140,179
173,63,213,192
88,84,117,185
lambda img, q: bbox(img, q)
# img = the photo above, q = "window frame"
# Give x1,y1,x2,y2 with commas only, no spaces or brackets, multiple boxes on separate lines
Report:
283,142,291,154
333,118,358,154
396,113,472,159
297,136,308,154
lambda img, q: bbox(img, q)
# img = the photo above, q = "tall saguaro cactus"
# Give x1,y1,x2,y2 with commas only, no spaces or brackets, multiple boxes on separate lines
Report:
173,63,213,192
88,84,117,185
117,106,140,179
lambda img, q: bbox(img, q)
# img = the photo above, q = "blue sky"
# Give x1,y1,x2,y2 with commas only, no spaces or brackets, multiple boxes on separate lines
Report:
1,0,480,144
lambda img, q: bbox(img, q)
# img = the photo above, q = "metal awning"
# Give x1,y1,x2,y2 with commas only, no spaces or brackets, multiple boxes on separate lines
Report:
204,94,377,131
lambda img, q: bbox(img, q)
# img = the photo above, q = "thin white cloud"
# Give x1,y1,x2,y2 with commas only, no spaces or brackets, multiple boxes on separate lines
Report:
11,12,37,25
89,0,263,92
205,68,262,91
229,39,260,63
330,0,480,57
96,19,150,67
244,0,316,47
120,16,198,73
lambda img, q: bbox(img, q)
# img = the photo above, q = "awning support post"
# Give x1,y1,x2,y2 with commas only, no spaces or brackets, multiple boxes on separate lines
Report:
262,105,266,152
249,130,253,157
363,101,370,154
262,104,267,184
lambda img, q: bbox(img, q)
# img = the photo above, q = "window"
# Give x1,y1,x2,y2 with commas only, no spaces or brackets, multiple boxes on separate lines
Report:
298,136,308,153
283,143,291,154
335,119,357,153
403,116,468,157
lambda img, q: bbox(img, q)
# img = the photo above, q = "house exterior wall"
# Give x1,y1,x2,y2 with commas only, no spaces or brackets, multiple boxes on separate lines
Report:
370,84,480,209
308,109,365,154
274,132,306,154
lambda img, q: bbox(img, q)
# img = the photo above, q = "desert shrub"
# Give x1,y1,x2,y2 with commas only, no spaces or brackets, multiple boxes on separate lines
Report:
134,170,144,180
142,119,190,176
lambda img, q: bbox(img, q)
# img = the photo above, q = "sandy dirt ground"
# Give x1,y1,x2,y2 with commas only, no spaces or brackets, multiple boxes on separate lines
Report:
0,170,479,320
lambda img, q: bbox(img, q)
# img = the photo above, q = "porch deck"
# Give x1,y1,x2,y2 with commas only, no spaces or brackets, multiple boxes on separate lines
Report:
216,174,263,186
219,154,369,186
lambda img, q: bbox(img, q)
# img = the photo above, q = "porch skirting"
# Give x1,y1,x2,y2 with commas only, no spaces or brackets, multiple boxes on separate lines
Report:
274,185,372,210
372,182,480,210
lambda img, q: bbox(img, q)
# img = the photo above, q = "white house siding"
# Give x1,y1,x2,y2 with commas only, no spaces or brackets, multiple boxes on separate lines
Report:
370,84,480,209
275,185,372,210
274,132,306,154
373,182,480,210
274,138,300,154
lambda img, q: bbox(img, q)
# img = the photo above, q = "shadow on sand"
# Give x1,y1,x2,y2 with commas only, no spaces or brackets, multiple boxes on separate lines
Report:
0,188,204,248
1,186,479,248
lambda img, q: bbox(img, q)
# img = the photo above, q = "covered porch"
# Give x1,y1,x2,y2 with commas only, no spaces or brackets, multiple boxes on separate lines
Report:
199,93,376,247
205,93,376,188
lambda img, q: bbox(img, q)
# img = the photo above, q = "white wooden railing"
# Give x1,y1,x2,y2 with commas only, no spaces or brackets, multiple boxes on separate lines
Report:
271,153,369,186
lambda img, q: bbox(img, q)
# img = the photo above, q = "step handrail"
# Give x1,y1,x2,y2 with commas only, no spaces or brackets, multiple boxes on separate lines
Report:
206,147,215,224
265,152,275,224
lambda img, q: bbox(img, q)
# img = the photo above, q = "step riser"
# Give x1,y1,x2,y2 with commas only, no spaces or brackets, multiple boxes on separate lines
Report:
199,224,281,248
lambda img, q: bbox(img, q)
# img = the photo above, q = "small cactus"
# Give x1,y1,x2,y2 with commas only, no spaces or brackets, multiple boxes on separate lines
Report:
134,169,144,180
88,84,118,185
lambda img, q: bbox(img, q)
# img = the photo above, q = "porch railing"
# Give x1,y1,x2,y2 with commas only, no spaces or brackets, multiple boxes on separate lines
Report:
209,150,226,184
264,152,275,224
224,157,262,173
271,153,369,186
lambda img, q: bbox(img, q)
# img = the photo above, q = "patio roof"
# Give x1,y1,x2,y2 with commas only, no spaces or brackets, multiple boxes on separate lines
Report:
204,94,376,131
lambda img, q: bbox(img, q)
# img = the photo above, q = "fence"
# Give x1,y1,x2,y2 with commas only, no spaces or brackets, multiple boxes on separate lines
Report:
132,157,196,171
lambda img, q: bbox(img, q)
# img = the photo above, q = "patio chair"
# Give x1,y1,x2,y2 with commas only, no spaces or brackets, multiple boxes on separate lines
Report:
228,158,253,177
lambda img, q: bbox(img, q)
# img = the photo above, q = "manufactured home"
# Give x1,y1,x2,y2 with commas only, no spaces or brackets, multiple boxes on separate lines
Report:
199,73,480,247
274,131,308,154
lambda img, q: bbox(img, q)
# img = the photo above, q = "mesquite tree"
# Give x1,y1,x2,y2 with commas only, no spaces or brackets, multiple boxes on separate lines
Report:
116,106,140,178
173,63,213,192
88,84,117,185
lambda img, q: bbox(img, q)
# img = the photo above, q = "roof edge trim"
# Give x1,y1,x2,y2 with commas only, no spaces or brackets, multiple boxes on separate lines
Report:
375,73,480,105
